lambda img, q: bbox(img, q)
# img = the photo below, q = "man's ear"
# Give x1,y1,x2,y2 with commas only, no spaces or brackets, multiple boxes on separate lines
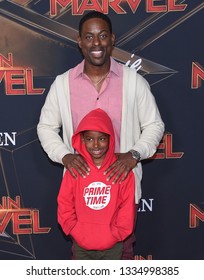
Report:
111,33,115,46
77,36,82,49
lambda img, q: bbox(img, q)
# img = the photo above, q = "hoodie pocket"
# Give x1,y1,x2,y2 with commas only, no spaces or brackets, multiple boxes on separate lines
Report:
70,221,118,250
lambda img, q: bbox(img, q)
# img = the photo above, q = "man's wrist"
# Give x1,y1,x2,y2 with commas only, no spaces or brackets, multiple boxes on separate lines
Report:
129,150,141,162
62,153,70,165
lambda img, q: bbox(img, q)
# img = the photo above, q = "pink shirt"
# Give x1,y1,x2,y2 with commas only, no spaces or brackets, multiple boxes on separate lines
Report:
69,58,123,152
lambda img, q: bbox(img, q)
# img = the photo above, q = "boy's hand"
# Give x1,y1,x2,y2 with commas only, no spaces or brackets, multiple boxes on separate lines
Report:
104,152,138,184
62,154,90,178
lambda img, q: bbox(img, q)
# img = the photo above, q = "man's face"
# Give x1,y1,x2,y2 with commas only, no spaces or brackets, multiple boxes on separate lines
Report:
77,18,115,67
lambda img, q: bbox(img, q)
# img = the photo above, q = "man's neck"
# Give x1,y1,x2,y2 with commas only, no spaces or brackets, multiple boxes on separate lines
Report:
83,60,111,77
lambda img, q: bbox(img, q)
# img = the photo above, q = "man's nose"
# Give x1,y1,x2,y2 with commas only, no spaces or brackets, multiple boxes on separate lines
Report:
93,35,100,45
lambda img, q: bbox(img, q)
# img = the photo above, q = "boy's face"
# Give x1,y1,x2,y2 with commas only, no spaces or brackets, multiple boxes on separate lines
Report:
82,130,110,165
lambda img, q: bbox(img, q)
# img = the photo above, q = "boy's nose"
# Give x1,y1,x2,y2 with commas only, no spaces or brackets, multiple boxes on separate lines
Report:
93,139,99,147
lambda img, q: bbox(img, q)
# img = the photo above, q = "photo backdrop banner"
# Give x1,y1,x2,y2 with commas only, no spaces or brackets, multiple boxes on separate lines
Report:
0,0,204,260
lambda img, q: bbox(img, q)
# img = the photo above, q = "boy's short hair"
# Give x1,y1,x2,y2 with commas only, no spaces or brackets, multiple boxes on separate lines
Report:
79,11,112,36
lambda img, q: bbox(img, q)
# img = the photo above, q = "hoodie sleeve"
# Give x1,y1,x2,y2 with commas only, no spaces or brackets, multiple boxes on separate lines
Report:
110,172,135,241
57,171,77,236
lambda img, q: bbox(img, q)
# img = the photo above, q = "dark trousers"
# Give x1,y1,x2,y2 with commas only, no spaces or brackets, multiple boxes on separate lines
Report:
72,241,122,260
71,204,138,260
121,204,138,260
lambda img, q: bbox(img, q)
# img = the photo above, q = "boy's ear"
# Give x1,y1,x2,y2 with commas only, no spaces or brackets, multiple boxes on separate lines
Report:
80,133,85,142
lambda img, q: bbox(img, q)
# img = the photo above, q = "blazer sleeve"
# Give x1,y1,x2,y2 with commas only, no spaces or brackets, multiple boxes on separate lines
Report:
57,171,77,235
110,171,135,241
37,72,73,164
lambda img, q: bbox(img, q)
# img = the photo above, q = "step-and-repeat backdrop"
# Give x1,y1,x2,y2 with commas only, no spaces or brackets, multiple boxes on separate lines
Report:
0,0,203,260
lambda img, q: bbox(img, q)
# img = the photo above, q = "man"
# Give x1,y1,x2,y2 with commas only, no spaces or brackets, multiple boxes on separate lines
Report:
37,11,165,259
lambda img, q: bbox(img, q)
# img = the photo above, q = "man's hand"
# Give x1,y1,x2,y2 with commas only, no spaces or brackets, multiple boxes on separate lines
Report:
62,154,90,178
104,152,138,184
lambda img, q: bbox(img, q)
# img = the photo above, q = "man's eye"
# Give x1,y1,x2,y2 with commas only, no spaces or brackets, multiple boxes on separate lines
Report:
86,35,93,40
100,34,107,39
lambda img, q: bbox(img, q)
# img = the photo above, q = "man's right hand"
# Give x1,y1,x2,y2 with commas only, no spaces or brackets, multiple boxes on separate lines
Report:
62,154,90,178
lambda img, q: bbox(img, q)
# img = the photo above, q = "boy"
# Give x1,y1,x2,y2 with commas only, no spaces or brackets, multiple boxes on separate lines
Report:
57,108,135,260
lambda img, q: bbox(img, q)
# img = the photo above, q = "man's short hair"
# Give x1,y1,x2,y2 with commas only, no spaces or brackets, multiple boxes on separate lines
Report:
79,11,112,36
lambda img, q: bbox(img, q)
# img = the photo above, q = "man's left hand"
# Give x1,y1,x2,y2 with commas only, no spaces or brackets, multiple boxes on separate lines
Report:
104,152,138,184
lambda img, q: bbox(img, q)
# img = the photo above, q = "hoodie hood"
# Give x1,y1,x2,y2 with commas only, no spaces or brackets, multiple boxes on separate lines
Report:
72,108,115,167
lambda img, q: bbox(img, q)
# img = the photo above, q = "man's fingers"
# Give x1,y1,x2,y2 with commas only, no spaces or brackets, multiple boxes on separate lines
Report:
117,171,129,184
106,162,124,181
104,162,117,175
106,161,131,184
64,154,90,178
68,167,77,178
106,167,119,181
77,156,90,172
74,157,90,177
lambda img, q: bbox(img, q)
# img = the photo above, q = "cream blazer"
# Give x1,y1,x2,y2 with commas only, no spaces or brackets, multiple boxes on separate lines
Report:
37,64,165,203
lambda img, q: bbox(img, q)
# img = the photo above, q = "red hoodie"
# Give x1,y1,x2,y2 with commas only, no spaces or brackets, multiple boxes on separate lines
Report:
57,108,135,250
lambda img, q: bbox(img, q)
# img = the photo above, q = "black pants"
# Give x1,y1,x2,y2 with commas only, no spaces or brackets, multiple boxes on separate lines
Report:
72,240,122,260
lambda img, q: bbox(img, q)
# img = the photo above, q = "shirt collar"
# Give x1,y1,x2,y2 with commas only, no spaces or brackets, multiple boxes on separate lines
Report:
74,57,120,79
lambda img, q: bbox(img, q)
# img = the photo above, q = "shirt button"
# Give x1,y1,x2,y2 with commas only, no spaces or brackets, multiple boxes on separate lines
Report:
97,97,99,100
